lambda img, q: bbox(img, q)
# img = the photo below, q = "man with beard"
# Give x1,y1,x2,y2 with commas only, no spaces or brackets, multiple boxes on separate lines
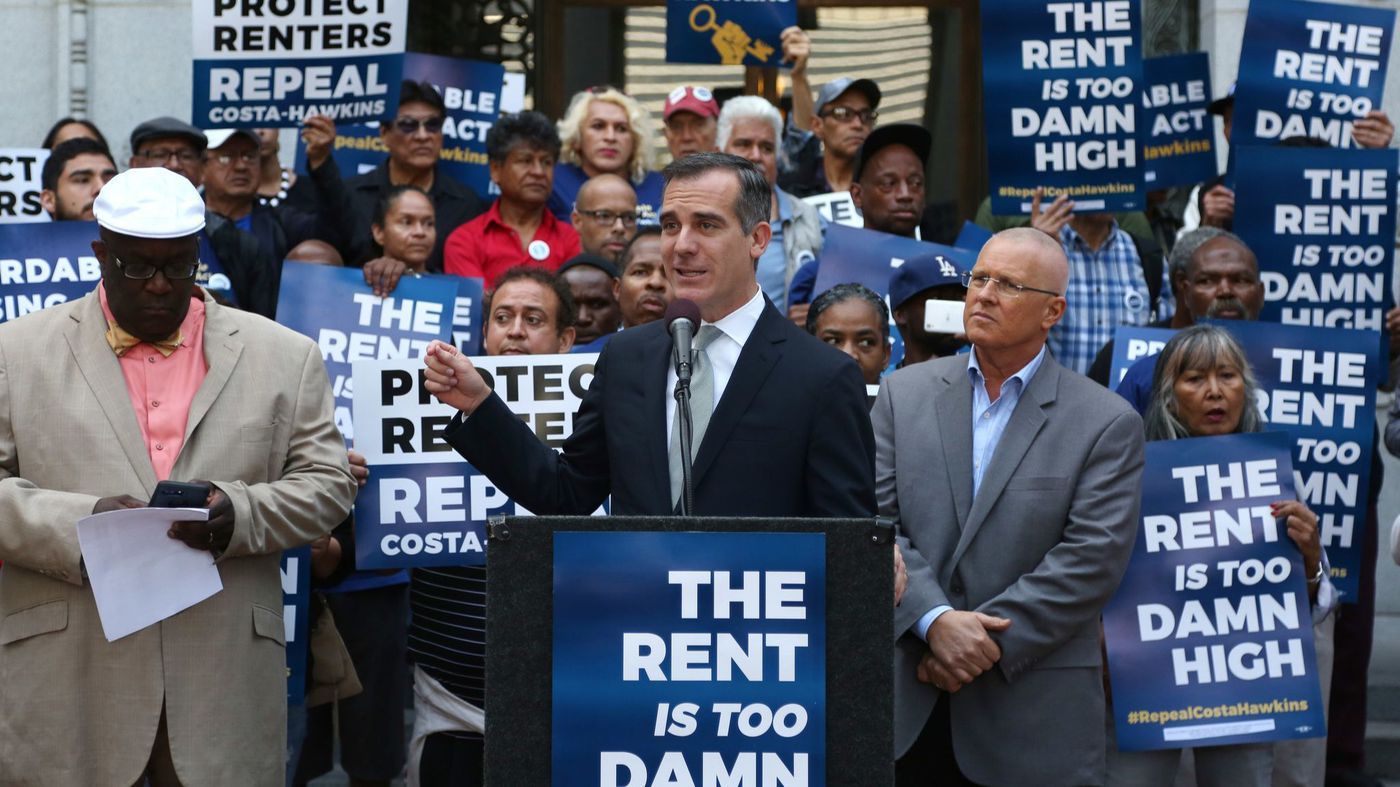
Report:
40,138,116,221
613,227,672,328
889,251,969,367
571,174,638,263
482,266,577,356
1102,228,1262,409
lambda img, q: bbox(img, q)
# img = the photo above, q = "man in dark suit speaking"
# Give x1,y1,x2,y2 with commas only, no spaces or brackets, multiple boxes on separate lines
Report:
422,153,875,518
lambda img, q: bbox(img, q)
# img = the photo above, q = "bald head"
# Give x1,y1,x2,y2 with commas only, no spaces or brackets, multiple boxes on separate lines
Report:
576,173,636,209
573,173,638,261
985,227,1069,293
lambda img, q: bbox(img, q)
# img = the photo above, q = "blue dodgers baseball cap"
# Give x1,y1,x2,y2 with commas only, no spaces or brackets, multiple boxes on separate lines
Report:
888,251,965,311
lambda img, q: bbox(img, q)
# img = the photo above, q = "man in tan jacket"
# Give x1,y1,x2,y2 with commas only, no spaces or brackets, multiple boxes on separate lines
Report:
0,166,356,785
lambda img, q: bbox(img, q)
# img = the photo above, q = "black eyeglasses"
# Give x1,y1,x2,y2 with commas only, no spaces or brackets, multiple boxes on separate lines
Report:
112,254,199,281
821,106,878,125
137,148,201,165
961,272,1060,299
392,116,445,135
576,208,640,228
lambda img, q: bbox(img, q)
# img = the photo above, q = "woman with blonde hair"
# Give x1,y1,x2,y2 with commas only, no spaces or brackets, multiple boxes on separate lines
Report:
549,86,666,224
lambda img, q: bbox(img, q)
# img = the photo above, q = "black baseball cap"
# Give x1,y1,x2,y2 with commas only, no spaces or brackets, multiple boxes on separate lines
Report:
559,254,620,279
852,123,931,182
130,117,208,153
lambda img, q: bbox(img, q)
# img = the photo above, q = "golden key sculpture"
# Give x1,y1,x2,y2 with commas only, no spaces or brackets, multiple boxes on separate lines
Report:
688,4,775,65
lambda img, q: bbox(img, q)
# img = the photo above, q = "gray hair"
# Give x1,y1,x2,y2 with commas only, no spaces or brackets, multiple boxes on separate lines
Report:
1170,227,1250,283
716,96,783,151
1143,324,1263,441
661,152,771,233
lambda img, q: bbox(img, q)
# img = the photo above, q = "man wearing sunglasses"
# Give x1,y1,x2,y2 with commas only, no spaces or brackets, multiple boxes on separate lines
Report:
0,166,356,786
779,76,882,199
333,80,485,272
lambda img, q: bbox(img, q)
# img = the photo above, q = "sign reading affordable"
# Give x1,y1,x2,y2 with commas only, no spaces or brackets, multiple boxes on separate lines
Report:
1103,431,1325,751
1234,146,1397,338
192,0,408,127
350,353,604,569
553,530,826,786
1232,0,1395,150
1109,321,1381,601
0,221,103,324
982,0,1144,214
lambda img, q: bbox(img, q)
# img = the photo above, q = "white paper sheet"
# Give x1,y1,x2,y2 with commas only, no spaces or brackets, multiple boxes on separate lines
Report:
76,507,223,641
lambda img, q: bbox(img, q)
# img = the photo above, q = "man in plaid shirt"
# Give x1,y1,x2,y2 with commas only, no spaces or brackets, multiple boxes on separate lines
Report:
1031,191,1167,374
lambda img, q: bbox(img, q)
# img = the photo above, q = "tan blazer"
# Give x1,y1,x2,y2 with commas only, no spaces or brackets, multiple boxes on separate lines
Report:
0,290,356,786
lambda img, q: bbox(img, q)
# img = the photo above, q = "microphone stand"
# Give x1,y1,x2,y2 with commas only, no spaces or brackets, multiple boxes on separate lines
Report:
673,344,696,516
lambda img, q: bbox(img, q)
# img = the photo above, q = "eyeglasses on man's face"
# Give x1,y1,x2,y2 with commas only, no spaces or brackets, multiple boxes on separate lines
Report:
112,254,200,281
961,272,1060,299
576,208,640,228
392,116,445,135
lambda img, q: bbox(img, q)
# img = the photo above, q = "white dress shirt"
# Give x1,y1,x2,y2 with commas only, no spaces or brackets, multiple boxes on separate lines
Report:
665,286,766,452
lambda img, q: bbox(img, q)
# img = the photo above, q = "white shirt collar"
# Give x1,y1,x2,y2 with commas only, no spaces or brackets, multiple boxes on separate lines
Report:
703,286,765,349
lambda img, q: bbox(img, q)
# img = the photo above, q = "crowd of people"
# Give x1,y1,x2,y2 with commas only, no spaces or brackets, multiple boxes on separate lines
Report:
1,18,1398,787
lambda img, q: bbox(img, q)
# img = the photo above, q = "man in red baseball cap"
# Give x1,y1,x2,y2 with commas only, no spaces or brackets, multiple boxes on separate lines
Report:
662,85,720,162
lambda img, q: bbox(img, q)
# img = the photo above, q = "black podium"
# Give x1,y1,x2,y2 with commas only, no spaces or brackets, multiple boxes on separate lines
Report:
484,516,895,786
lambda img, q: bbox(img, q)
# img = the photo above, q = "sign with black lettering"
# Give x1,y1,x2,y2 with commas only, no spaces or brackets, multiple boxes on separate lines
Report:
274,261,457,442
1104,431,1325,751
982,0,1144,214
192,0,408,127
1232,0,1394,150
0,221,102,322
0,149,50,224
1234,146,1397,340
350,353,605,568
800,191,862,228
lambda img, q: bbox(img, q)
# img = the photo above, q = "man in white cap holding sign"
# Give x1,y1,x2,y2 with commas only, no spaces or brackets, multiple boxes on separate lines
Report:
0,166,355,785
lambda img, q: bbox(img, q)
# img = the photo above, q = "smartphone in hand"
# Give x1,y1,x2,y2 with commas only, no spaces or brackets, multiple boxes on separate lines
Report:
149,481,211,509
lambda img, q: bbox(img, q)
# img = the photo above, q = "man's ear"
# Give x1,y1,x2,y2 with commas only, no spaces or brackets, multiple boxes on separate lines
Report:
850,182,864,212
39,190,57,219
558,326,577,352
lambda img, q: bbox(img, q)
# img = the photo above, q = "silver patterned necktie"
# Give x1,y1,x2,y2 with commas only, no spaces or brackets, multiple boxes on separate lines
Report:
669,325,723,506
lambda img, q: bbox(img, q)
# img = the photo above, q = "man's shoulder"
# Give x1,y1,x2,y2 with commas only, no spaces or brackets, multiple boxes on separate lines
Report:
208,301,318,356
1048,358,1140,424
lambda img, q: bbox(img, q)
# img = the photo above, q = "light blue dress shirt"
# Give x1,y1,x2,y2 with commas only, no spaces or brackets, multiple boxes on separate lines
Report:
914,345,1048,641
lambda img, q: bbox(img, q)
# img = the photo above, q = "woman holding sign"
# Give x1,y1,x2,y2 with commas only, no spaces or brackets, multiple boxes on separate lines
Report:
550,87,666,225
1106,324,1332,786
360,185,437,298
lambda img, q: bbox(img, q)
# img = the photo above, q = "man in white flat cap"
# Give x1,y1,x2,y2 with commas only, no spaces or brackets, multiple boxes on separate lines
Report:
0,167,356,786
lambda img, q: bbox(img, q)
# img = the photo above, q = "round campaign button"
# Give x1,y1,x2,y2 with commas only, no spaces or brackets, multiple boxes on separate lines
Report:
1124,289,1146,313
528,240,551,261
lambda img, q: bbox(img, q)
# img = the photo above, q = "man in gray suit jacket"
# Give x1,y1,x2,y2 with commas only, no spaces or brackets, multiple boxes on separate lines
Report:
872,227,1145,786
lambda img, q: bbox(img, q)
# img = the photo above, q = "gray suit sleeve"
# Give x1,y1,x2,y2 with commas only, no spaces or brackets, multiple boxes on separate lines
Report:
872,379,950,638
979,408,1144,680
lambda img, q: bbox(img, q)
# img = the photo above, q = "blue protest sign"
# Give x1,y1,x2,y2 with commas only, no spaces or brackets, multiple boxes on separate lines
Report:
1104,431,1325,751
1234,146,1397,341
553,530,826,785
191,0,407,128
281,546,311,703
982,0,1145,214
1108,321,1379,600
350,353,605,569
1142,53,1217,189
294,53,522,197
665,0,796,67
1232,0,1395,149
0,149,51,224
451,276,484,357
275,261,457,443
0,221,102,323
953,220,993,254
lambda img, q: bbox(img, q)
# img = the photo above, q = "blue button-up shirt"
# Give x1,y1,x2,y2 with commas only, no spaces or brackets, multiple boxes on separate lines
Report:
914,345,1048,641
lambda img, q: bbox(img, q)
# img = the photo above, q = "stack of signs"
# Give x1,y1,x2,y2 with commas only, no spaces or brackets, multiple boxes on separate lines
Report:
1104,431,1326,750
665,0,796,67
982,0,1144,213
1108,320,1381,601
350,353,606,568
191,0,408,127
1234,146,1397,342
553,530,826,784
1232,0,1394,150
281,545,310,703
0,150,50,224
1141,53,1216,189
0,222,102,323
295,53,527,196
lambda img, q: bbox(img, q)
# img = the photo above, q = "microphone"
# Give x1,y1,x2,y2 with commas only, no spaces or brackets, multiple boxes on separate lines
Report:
666,299,701,385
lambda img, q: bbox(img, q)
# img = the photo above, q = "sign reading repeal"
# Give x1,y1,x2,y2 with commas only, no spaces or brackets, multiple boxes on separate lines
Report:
1104,431,1326,751
982,0,1144,214
553,530,826,786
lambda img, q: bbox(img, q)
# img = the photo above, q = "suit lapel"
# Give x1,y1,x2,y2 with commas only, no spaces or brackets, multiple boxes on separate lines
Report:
951,357,1059,568
182,298,244,448
690,304,783,487
932,363,973,529
63,294,160,495
639,327,674,512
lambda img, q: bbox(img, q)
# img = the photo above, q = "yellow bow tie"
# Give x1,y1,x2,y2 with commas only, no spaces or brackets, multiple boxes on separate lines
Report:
105,322,183,358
